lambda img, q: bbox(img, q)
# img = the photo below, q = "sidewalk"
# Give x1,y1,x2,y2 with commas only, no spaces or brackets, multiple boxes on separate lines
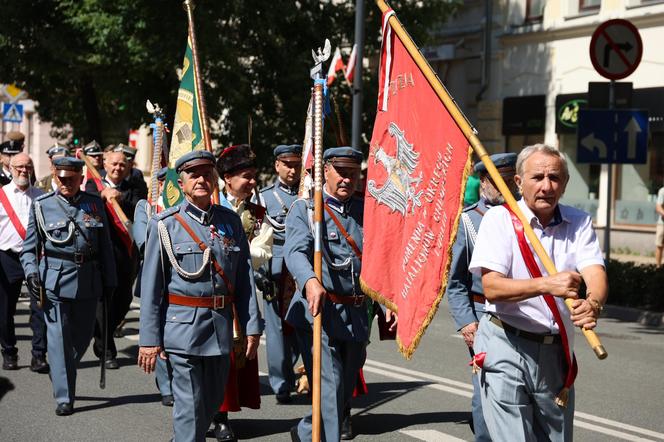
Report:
604,304,664,328
609,253,657,266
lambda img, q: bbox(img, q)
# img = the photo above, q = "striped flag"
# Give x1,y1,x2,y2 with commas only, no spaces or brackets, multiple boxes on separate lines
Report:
345,44,357,85
163,35,206,207
326,47,346,86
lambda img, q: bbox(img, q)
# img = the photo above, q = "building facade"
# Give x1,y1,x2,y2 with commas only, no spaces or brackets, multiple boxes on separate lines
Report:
430,0,664,255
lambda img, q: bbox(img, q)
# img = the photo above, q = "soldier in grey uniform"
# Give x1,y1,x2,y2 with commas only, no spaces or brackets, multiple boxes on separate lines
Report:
20,157,117,416
35,144,72,193
137,150,262,442
0,132,25,186
258,144,302,404
446,153,518,442
82,140,104,170
133,167,173,406
285,147,370,442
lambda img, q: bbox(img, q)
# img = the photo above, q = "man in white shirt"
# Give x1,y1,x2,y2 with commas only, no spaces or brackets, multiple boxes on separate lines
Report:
469,144,608,441
0,153,48,372
0,131,25,186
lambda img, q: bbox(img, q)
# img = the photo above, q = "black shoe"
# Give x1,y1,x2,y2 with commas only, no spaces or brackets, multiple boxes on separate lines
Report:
55,402,73,416
2,354,18,370
105,357,119,370
161,394,174,406
276,391,292,404
213,421,237,442
340,413,353,440
289,425,301,442
30,355,50,374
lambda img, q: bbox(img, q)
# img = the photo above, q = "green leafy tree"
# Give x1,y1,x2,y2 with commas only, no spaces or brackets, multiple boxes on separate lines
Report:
0,0,459,168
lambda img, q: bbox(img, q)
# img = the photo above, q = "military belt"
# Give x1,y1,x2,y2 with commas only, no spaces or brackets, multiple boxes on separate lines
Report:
46,250,97,264
168,293,234,310
470,292,486,304
326,292,365,307
489,315,561,345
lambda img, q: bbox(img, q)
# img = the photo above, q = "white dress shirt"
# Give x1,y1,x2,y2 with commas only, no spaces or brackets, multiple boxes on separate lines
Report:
469,198,604,335
0,181,45,252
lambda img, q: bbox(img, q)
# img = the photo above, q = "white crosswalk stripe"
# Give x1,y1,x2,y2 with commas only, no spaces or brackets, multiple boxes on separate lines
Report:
399,429,468,442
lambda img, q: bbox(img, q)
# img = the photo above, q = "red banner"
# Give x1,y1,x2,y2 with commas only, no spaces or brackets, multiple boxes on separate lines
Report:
360,11,471,358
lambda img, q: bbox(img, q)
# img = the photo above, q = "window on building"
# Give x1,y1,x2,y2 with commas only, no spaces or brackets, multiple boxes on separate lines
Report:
526,0,545,22
579,0,601,11
614,133,664,226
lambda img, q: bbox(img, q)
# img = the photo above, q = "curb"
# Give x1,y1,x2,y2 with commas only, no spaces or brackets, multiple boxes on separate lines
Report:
602,304,664,328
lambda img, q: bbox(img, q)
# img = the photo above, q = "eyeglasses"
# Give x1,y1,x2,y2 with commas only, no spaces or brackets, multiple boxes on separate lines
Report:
11,165,33,171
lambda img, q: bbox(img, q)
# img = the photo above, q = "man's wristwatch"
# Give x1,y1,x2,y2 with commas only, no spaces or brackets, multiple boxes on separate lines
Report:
587,297,604,316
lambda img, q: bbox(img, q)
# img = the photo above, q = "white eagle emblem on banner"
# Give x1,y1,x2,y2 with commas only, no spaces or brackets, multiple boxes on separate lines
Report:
368,122,423,215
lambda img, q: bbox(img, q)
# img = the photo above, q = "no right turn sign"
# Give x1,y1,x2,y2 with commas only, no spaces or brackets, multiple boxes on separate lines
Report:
590,19,643,80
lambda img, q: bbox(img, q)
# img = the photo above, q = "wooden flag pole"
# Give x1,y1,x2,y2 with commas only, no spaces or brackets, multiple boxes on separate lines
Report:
182,0,220,204
376,0,606,359
311,78,325,442
309,39,331,442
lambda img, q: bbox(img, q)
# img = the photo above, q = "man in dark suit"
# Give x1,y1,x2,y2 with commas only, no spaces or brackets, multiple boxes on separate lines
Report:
90,149,146,368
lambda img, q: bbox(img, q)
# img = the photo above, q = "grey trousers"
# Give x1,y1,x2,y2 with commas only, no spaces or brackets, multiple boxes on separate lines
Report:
155,355,173,396
44,296,98,404
169,352,230,442
476,315,574,442
293,327,367,442
264,296,299,395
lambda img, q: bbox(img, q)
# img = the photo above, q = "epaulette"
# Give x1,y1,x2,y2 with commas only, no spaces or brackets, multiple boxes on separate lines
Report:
463,202,479,212
35,191,55,201
259,183,275,194
155,205,180,220
291,196,312,209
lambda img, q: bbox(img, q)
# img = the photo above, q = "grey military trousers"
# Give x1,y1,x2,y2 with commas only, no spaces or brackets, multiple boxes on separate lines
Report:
264,296,300,395
293,327,367,442
169,352,230,442
43,296,98,404
476,315,574,442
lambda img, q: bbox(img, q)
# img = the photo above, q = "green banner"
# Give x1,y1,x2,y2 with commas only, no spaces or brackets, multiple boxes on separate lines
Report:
164,35,205,207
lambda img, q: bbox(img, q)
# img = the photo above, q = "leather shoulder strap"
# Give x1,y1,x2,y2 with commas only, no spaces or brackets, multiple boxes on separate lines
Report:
324,203,362,261
0,187,26,239
173,212,235,295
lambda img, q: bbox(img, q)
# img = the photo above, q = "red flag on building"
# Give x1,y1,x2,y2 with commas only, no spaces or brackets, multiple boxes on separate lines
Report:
360,9,471,358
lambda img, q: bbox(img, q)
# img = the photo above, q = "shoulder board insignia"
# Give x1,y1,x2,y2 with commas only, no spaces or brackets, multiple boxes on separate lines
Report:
156,205,179,220
463,202,478,212
259,184,275,194
35,191,55,201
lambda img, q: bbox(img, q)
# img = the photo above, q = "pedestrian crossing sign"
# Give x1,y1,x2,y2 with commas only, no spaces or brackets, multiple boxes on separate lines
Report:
2,102,24,123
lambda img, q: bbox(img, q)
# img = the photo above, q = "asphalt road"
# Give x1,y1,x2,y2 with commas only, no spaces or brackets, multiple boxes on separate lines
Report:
1,294,663,442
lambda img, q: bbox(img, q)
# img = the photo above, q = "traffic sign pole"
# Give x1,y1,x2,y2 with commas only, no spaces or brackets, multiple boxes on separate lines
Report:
604,81,614,262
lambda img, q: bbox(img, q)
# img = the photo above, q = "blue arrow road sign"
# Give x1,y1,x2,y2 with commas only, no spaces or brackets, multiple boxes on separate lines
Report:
577,109,648,164
2,102,24,123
